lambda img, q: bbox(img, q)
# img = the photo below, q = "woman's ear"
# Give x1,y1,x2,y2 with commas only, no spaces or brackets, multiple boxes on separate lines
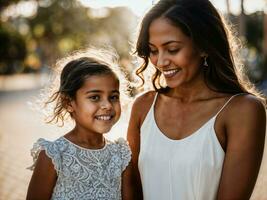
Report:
200,52,208,58
66,104,74,113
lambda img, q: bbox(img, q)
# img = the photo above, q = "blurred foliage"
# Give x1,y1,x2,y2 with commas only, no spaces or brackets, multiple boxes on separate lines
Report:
0,0,137,75
244,11,265,82
0,23,27,74
226,11,266,83
0,0,21,11
246,12,263,53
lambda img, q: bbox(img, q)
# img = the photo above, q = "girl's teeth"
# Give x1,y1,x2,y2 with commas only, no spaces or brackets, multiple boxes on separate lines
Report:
97,116,112,121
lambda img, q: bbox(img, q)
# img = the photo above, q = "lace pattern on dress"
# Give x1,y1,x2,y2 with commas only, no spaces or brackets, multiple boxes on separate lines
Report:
28,137,131,200
28,138,62,173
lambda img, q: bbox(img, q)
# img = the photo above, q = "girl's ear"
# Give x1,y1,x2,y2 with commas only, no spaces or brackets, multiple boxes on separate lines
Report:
61,94,74,113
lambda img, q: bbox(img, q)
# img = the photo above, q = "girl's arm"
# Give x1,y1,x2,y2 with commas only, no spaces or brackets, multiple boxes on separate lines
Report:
26,150,57,200
122,162,134,200
217,95,266,199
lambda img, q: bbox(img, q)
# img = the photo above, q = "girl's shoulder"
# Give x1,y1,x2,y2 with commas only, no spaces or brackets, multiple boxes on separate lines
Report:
107,138,131,171
32,137,68,152
108,137,131,155
28,137,66,172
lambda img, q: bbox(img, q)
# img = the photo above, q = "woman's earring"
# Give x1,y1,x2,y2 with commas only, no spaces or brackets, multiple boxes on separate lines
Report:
67,106,73,113
203,56,208,67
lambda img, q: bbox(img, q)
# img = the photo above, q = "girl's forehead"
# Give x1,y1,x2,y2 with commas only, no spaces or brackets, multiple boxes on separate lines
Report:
79,74,120,92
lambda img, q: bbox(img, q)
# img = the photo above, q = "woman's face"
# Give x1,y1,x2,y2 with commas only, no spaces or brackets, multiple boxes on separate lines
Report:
148,17,204,89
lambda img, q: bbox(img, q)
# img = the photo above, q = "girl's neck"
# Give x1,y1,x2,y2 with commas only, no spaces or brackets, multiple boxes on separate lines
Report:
65,128,105,149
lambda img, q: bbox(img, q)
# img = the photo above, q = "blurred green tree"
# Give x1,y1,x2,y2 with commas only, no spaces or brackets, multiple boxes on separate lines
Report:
0,23,26,74
0,0,22,11
0,0,137,74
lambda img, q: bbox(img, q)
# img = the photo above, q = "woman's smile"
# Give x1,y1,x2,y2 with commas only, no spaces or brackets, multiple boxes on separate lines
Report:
162,68,181,78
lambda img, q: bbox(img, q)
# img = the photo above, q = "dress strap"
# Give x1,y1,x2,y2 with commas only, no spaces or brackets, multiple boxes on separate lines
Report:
151,92,158,109
215,93,245,117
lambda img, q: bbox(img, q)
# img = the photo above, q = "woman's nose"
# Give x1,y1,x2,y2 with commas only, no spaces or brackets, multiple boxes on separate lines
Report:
157,52,170,68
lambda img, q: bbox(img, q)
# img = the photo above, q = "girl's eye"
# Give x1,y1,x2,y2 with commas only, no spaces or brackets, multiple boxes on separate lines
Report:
88,95,100,101
110,95,120,102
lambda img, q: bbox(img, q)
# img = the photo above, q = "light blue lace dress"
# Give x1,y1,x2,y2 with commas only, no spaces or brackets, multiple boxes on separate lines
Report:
29,137,131,200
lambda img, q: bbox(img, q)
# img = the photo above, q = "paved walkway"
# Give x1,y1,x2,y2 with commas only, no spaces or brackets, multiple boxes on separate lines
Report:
0,74,266,199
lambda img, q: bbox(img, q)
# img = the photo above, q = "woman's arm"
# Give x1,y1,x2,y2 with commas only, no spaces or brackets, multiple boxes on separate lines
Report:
126,98,144,200
217,95,266,200
126,91,155,200
26,150,57,200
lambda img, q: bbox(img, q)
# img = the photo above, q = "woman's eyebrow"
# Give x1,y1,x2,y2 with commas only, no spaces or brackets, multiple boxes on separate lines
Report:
148,41,182,46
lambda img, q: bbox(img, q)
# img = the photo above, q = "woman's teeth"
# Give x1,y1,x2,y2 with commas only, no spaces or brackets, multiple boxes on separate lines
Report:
163,69,180,77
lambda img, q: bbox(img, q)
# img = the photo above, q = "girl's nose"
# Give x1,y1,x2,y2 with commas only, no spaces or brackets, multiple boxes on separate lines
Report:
100,100,112,110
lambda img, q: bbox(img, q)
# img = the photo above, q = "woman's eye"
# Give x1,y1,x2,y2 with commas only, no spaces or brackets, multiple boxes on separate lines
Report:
88,96,100,101
168,49,179,54
149,49,158,55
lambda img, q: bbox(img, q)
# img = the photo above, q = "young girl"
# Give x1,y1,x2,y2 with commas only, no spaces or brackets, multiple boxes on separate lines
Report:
27,49,132,200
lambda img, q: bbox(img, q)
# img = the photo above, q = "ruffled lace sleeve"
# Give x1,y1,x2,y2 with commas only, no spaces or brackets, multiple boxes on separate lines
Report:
28,138,61,174
115,138,131,171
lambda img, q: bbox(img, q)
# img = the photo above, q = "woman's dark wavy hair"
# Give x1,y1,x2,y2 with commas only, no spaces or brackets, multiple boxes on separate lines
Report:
136,0,265,100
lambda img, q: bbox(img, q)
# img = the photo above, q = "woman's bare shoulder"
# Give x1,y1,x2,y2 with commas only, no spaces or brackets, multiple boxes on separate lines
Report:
131,91,157,124
226,94,265,116
224,94,266,136
133,91,156,107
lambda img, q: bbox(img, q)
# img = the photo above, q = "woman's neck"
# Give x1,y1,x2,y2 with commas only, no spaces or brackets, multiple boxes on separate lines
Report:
164,80,213,103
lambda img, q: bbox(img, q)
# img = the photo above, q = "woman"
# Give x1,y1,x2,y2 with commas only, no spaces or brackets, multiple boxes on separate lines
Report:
127,0,266,199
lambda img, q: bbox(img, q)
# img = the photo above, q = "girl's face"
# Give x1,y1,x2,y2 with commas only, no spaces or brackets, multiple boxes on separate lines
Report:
69,74,121,135
148,17,204,89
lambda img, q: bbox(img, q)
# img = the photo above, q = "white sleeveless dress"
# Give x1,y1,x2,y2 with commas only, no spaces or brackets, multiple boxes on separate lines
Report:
139,93,239,200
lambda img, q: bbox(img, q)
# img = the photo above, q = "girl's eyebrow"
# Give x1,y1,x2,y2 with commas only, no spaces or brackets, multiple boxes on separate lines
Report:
85,90,120,94
149,41,182,46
